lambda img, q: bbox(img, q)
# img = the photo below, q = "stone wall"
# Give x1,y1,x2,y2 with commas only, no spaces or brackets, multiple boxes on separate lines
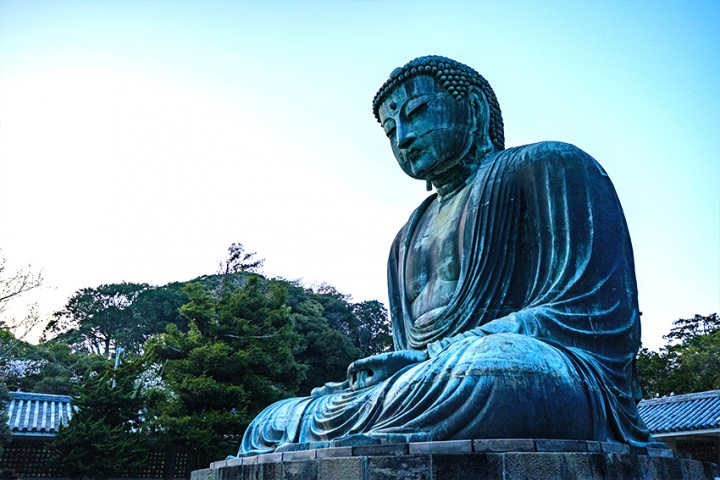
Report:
191,439,719,480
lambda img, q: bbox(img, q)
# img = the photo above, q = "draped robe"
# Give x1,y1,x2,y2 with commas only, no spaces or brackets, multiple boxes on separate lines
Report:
238,141,658,455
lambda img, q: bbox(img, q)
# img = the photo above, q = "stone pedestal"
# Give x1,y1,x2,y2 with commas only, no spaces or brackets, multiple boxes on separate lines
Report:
191,439,719,480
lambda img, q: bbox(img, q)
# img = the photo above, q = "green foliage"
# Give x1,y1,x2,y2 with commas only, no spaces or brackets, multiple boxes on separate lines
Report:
45,282,148,356
2,340,109,395
144,276,307,461
218,242,264,274
637,313,720,397
281,282,392,393
306,284,393,357
352,300,393,357
4,242,393,466
664,313,720,344
139,273,391,460
44,282,188,357
48,361,147,479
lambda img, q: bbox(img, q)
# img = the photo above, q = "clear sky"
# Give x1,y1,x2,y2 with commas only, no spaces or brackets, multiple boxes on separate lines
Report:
0,1,718,350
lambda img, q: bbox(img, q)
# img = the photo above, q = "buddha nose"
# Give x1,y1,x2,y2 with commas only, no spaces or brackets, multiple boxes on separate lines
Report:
397,123,416,149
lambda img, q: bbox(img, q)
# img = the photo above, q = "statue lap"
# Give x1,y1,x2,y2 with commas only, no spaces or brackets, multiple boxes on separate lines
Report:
240,333,595,454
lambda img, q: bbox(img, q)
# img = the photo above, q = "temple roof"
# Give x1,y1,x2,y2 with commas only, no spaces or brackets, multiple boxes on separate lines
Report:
638,390,720,435
5,391,74,437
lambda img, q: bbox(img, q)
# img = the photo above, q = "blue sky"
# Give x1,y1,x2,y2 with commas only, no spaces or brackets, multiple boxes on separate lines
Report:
1,1,718,349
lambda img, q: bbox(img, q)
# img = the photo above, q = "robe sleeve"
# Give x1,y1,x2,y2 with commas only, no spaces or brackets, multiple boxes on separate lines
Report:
464,142,649,444
485,142,639,390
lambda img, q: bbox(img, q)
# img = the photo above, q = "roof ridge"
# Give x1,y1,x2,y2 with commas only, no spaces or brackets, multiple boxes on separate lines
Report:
639,390,720,406
9,391,73,401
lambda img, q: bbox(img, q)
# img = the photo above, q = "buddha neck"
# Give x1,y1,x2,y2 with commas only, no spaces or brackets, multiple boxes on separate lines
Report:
432,152,486,201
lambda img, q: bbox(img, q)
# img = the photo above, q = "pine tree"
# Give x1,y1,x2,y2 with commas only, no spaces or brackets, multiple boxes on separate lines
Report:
48,361,147,479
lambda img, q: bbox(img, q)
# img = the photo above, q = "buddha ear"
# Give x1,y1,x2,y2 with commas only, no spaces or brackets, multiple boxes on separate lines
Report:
467,86,493,154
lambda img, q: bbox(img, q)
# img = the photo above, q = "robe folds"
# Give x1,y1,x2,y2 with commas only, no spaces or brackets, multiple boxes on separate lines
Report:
238,141,658,455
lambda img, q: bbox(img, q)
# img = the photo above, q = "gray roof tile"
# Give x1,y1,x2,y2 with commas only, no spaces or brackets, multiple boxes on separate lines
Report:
6,391,74,437
638,390,720,434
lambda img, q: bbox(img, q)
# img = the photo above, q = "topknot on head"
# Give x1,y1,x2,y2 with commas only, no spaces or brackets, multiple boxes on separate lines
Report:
372,55,505,151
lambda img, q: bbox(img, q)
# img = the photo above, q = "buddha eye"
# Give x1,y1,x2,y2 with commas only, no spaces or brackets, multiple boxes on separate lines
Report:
383,120,396,138
405,97,431,118
407,102,428,118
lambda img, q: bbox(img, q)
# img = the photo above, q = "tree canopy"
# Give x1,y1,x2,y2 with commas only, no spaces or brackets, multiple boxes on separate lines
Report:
48,361,148,479
43,282,189,357
3,243,394,465
637,313,720,398
143,276,306,460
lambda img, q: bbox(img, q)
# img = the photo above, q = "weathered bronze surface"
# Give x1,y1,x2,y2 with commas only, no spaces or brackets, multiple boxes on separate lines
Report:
238,56,659,455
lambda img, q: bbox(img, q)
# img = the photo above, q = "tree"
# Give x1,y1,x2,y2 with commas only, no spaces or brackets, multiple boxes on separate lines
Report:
664,313,720,344
0,336,109,395
282,282,359,393
48,361,148,479
44,282,188,357
0,252,44,453
45,283,149,357
307,285,393,357
351,300,392,357
0,252,44,361
637,313,720,397
143,276,306,461
0,252,43,317
218,242,264,274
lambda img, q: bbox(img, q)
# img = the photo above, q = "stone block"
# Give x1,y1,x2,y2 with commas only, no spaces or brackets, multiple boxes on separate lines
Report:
503,452,595,480
241,463,261,480
256,452,283,464
353,443,408,457
628,445,648,456
218,465,241,480
367,455,430,480
600,453,641,480
283,448,318,462
678,457,711,479
210,460,227,469
473,438,535,453
585,441,602,453
194,445,720,480
191,468,218,480
535,439,589,452
319,457,366,480
260,462,284,480
316,446,353,459
600,442,630,455
646,446,674,458
635,455,684,479
431,453,503,479
283,460,318,480
408,440,473,455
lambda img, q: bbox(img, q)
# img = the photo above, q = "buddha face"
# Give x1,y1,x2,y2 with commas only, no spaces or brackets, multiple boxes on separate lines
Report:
378,75,474,181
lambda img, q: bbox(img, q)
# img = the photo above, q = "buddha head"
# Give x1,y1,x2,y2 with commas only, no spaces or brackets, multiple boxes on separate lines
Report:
373,56,504,185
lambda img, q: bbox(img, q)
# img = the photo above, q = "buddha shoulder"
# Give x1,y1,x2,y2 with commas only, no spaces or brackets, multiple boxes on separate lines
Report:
496,141,608,179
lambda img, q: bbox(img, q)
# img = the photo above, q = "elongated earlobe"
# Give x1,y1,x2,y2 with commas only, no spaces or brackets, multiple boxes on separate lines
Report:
468,88,494,157
426,180,432,191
